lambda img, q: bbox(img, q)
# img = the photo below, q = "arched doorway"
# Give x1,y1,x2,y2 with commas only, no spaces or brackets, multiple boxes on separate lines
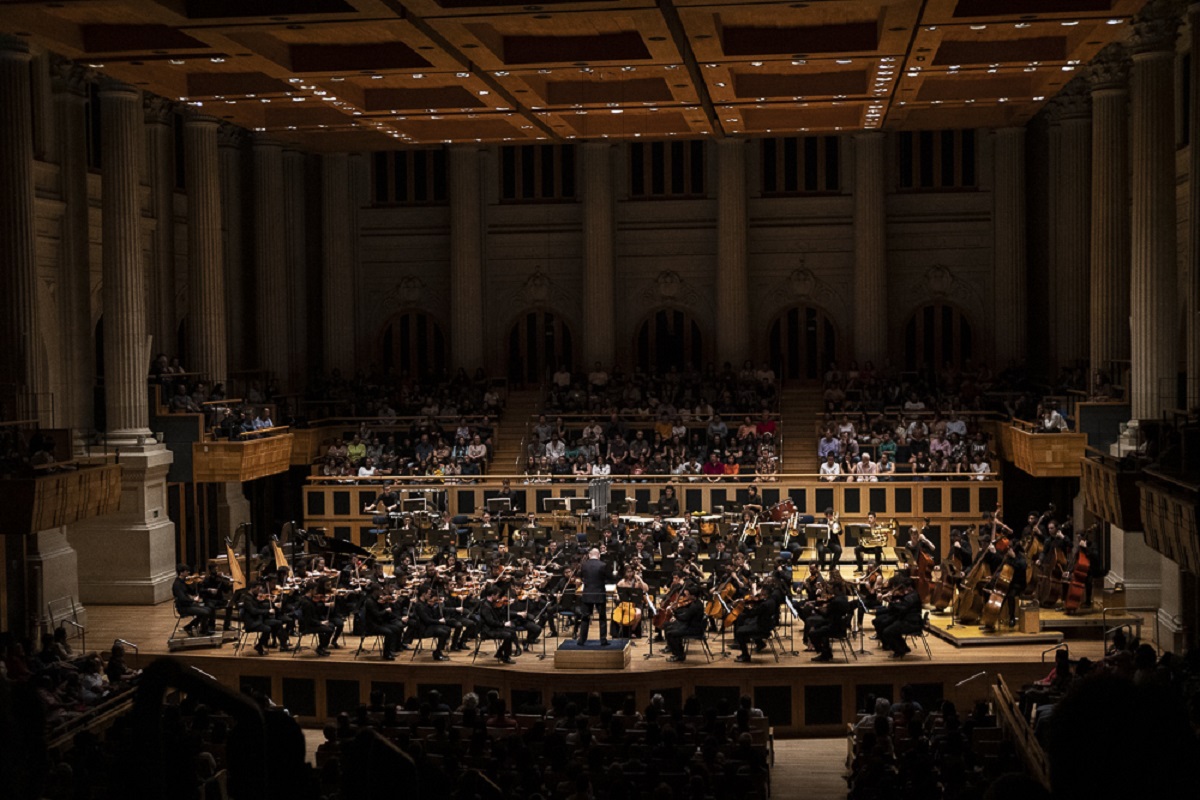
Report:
508,310,574,384
635,308,704,373
378,312,446,378
904,302,974,370
768,305,837,381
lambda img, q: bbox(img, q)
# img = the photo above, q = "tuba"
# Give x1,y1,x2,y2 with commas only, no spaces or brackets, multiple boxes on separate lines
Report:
859,517,895,549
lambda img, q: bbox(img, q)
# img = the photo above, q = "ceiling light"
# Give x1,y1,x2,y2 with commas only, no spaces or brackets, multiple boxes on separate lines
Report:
210,57,225,63
1107,19,1124,25
716,82,726,87
1061,21,1079,26
611,109,623,114
412,73,424,79
331,77,344,82
836,58,852,64
371,75,382,80
750,61,763,67
925,26,936,32
1015,22,1030,29
456,72,470,78
970,24,987,31
998,97,1008,103
621,66,635,72
1062,65,1074,71
1033,95,1045,101
478,90,489,95
168,59,185,65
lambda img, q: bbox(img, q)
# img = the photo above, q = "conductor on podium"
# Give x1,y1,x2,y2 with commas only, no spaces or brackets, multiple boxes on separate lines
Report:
576,548,609,647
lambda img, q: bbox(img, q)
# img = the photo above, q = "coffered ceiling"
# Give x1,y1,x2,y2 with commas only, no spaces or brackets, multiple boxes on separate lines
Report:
2,0,1148,150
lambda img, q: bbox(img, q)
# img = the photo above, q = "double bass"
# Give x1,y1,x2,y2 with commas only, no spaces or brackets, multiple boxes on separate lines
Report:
980,549,1016,629
1062,534,1092,613
952,532,992,624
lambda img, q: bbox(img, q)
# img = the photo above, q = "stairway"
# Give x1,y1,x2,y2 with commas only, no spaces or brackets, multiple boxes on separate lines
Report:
779,385,825,475
491,388,543,473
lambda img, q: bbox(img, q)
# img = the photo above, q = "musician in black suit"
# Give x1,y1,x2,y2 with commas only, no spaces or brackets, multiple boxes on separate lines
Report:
805,593,855,663
173,564,215,635
732,590,776,663
817,508,842,569
241,583,289,655
657,486,680,517
479,585,518,664
297,584,333,656
665,586,706,662
411,585,452,660
878,576,924,658
363,584,405,660
576,548,610,646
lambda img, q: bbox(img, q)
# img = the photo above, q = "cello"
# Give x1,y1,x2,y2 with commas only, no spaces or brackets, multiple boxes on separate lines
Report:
952,529,992,624
910,523,936,605
1062,532,1093,613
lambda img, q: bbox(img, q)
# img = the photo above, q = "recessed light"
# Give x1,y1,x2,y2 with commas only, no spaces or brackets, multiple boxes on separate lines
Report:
1107,19,1124,25
970,25,987,31
751,61,763,67
169,59,185,65
836,59,852,65
1061,21,1079,27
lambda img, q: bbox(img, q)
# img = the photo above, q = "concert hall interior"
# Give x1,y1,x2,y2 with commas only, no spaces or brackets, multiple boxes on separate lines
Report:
2,1,1200,798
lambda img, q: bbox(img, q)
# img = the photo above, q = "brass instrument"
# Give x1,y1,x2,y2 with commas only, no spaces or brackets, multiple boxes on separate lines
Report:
858,517,896,549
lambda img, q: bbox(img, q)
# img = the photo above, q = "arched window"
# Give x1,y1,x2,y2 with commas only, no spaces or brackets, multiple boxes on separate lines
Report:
904,303,973,370
508,310,574,385
635,309,704,373
378,312,446,378
768,305,837,381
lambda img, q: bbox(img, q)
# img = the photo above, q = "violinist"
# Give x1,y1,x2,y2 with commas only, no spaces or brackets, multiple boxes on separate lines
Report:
173,564,216,636
770,552,795,597
199,568,234,631
575,548,610,647
877,575,923,658
732,584,773,663
411,585,452,661
480,585,518,664
817,507,842,569
664,586,706,663
297,584,334,657
363,584,405,661
805,575,855,663
241,582,289,656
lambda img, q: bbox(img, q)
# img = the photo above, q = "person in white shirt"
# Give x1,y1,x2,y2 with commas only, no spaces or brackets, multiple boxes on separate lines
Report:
591,461,612,477
1040,406,1068,432
545,435,566,461
945,411,968,438
553,365,572,389
905,416,928,440
588,362,609,390
902,393,926,412
819,453,843,481
854,453,879,482
971,454,990,481
358,458,378,478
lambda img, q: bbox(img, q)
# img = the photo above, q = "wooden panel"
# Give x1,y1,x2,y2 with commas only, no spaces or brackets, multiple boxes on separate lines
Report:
1139,481,1200,575
0,464,123,535
192,434,294,483
1080,456,1142,531
1004,426,1086,478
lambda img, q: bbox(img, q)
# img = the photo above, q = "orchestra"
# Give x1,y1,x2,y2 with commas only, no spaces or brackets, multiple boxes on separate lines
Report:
170,497,1095,667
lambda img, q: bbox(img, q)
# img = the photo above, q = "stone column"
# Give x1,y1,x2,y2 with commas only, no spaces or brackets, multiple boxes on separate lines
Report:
448,145,484,372
1189,3,1200,405
70,78,176,605
581,142,615,368
1129,1,1181,419
1048,82,1092,373
53,61,94,439
283,150,308,388
184,112,228,389
716,139,749,365
217,125,246,378
0,35,42,421
853,133,887,365
252,136,289,386
321,153,356,374
992,127,1027,366
144,95,176,363
1088,44,1132,387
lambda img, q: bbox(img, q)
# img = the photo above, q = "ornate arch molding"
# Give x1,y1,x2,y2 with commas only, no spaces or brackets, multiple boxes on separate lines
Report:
367,276,449,333
499,268,579,331
625,270,716,328
892,265,987,339
755,266,851,337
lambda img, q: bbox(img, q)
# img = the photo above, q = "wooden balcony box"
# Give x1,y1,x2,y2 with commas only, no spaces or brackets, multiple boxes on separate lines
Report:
0,463,123,535
192,433,294,483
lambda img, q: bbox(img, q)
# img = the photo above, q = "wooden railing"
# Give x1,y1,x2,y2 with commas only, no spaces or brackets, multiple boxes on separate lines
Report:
0,461,123,535
288,415,501,467
301,473,1002,550
991,675,1051,791
192,433,294,483
994,419,1087,478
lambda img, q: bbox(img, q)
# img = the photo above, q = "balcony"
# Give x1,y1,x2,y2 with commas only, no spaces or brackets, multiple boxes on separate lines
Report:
0,462,123,536
997,420,1087,478
1080,449,1143,531
191,429,294,483
1138,472,1200,575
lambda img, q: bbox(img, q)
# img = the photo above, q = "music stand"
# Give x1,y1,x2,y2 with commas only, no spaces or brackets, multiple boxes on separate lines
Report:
486,497,512,515
401,496,427,514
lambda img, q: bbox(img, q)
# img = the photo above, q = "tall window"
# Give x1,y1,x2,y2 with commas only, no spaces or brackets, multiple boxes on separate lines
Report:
499,144,576,202
897,130,976,191
629,140,705,198
761,136,841,194
904,303,974,370
371,150,447,205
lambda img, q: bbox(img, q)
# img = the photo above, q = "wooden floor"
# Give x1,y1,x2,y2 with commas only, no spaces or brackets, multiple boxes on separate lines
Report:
84,602,1108,736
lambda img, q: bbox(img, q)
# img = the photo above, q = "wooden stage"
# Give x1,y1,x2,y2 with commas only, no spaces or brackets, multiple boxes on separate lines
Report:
83,603,1109,736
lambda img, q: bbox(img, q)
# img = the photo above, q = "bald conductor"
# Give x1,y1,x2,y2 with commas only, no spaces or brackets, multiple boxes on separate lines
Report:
576,548,609,647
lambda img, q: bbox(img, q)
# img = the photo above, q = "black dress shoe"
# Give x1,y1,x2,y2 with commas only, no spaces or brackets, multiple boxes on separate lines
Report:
666,655,685,663
316,647,331,657
433,652,450,662
734,654,752,663
575,639,585,647
382,652,397,661
184,623,197,635
812,654,834,663
599,641,609,648
496,656,515,664
254,644,267,656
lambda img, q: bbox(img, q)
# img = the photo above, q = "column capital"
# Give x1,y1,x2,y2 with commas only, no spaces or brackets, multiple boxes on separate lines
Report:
97,76,140,99
217,121,244,148
0,33,33,62
1044,78,1092,122
1130,0,1183,55
251,133,284,150
1088,43,1132,92
182,108,220,128
51,58,93,97
143,94,175,125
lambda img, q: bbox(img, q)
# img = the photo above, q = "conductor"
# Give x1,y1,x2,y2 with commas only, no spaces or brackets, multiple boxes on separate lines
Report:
575,548,609,647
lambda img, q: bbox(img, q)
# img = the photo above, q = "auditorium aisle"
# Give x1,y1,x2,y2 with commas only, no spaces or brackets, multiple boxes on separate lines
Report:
780,386,824,474
490,389,543,472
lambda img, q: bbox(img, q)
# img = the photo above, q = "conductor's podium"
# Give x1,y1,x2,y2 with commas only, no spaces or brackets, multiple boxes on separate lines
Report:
554,638,632,670
0,463,123,535
191,431,294,483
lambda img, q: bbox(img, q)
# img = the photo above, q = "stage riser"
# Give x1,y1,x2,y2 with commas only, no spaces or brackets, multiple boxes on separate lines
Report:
170,652,1048,737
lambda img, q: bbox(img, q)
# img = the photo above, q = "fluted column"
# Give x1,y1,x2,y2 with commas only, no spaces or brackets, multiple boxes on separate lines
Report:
252,137,289,386
581,142,615,368
322,153,356,374
448,145,484,372
283,149,308,387
1189,3,1200,405
217,125,246,376
0,35,41,421
853,133,887,364
184,113,227,389
993,127,1027,366
1088,44,1132,387
53,61,94,437
1048,82,1092,373
1129,1,1182,419
716,139,749,365
144,96,176,361
99,80,152,439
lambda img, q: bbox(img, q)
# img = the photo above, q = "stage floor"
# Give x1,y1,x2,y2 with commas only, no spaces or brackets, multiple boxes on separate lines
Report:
82,602,1109,735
